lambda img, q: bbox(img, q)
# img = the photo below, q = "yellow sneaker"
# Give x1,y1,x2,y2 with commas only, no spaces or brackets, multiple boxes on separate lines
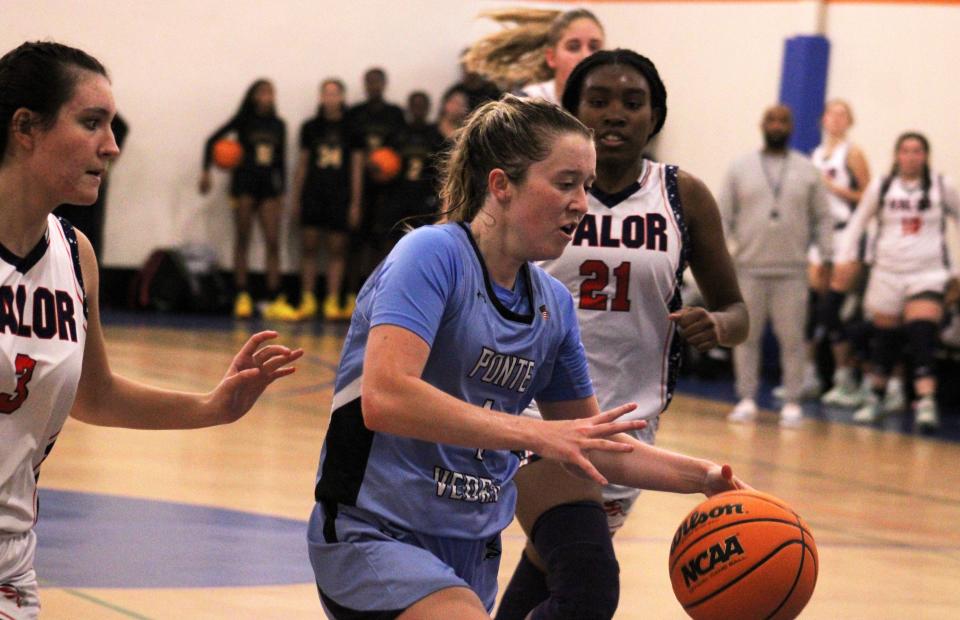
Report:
339,293,357,321
322,294,340,321
233,292,253,319
298,292,319,320
262,294,300,321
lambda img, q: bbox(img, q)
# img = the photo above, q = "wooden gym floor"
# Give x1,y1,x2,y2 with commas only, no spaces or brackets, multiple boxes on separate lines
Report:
31,315,960,619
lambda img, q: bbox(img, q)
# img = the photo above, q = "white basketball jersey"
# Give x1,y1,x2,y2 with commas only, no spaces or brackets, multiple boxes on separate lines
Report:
1,216,87,534
812,141,856,226
519,80,558,105
870,173,959,275
539,161,688,421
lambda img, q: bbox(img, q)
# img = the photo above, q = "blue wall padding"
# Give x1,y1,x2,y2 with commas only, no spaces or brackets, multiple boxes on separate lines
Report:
779,35,831,154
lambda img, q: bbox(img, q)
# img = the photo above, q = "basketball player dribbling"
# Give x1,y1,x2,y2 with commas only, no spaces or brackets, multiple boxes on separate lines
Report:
307,95,746,619
0,41,303,620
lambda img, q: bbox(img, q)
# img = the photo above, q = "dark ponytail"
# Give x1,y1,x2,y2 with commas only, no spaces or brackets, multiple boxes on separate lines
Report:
880,132,931,209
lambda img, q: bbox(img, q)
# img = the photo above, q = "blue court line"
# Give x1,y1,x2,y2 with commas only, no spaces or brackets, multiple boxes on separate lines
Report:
35,489,314,588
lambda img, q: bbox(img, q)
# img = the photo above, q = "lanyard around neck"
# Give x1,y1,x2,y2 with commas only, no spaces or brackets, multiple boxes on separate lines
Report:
761,154,789,220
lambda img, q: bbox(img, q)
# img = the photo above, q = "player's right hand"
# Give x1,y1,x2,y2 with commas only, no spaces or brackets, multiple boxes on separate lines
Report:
702,463,752,497
534,403,646,486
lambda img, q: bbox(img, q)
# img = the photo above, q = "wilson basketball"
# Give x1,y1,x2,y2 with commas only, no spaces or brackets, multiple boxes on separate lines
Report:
212,138,243,169
368,147,402,183
668,490,818,620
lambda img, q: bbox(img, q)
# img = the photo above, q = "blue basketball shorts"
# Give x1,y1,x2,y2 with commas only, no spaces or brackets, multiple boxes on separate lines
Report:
307,502,501,617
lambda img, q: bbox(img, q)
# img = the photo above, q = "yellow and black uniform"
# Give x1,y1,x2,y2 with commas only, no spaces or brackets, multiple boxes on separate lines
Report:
203,113,286,200
299,113,350,231
384,121,445,235
345,100,406,240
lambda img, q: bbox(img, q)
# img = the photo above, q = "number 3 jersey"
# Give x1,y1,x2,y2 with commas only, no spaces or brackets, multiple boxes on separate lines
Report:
537,161,689,423
1,216,87,534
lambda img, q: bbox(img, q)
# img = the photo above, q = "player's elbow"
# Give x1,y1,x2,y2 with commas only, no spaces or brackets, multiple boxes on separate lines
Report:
360,379,397,433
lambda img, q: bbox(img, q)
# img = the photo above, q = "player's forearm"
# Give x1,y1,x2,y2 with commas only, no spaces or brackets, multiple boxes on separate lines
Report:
589,433,712,494
712,301,749,347
361,374,538,452
71,374,213,429
350,151,364,205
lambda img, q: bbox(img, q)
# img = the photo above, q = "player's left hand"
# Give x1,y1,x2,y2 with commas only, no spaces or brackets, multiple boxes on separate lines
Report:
703,464,751,497
205,331,304,424
669,306,723,352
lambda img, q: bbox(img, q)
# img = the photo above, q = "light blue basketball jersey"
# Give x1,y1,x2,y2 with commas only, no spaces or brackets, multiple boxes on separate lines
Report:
313,222,593,540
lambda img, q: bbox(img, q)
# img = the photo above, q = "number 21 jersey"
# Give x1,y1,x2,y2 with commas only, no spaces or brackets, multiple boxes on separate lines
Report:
538,161,689,421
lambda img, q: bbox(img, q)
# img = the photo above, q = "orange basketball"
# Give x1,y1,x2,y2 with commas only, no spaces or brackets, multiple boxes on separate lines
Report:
669,490,818,620
368,146,402,183
212,138,243,170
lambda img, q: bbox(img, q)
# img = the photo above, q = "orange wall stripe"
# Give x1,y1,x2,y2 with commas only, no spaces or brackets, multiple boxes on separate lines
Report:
519,1,960,5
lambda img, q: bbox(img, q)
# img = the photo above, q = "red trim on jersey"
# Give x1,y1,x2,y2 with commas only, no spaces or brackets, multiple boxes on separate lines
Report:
0,596,22,620
638,159,652,190
656,165,676,410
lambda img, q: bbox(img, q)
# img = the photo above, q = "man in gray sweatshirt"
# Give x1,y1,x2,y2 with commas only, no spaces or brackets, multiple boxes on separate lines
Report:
719,104,833,427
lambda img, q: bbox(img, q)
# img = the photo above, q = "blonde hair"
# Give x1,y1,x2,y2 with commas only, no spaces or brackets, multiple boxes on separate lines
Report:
824,98,854,126
462,8,603,88
438,95,591,223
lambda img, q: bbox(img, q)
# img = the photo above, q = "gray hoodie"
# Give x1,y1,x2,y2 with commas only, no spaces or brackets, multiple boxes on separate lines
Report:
718,150,833,277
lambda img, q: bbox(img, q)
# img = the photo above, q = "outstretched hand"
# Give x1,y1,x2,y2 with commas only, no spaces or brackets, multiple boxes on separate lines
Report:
669,306,724,352
205,331,304,424
703,463,751,497
538,403,647,486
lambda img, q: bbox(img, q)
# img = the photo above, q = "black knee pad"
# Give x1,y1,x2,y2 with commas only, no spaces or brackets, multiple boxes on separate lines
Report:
805,289,820,342
819,290,847,344
495,551,548,620
904,320,939,379
530,502,619,620
846,319,871,360
871,326,903,375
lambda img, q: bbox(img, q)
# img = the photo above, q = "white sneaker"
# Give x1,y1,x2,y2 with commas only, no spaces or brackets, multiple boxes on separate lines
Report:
779,403,804,428
821,379,865,408
800,364,823,399
727,398,758,423
915,397,940,431
801,378,823,400
882,377,906,413
773,375,822,402
852,393,882,424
